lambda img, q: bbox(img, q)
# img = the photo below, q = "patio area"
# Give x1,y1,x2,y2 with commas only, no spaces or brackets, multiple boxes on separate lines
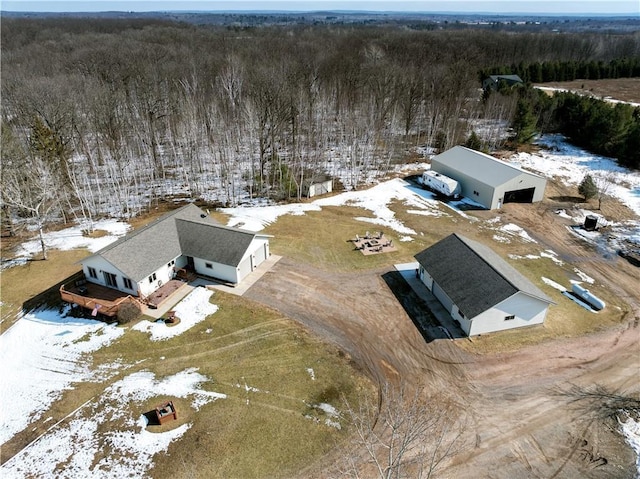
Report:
351,231,398,255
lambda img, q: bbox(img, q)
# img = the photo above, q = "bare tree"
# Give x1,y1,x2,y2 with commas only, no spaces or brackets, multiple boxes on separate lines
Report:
593,171,617,210
338,382,467,479
557,383,640,422
1,146,61,260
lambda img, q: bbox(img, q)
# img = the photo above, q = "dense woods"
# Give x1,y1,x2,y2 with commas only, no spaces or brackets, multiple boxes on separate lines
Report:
2,17,639,232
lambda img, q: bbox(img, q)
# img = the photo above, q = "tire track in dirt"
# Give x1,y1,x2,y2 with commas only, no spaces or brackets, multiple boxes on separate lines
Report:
245,184,639,478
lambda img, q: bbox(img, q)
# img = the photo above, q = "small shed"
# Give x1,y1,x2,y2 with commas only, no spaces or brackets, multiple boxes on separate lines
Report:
303,176,333,198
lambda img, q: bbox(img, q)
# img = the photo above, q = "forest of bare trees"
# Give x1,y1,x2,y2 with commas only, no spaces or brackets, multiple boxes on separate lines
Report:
2,17,639,233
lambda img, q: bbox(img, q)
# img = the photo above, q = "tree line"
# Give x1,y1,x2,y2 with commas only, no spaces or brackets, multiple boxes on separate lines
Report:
505,86,639,168
481,57,640,84
2,17,639,241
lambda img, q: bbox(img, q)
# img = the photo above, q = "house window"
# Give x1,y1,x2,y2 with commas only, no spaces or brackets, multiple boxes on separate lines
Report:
168,260,175,267
88,267,97,279
205,262,213,269
504,315,515,321
123,277,133,290
148,272,157,283
459,310,465,319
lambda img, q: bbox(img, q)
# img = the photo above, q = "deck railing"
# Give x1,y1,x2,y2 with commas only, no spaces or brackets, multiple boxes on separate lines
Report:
59,284,140,318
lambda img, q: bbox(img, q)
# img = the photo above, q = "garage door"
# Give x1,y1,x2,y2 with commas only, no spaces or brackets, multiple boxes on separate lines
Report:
504,187,535,203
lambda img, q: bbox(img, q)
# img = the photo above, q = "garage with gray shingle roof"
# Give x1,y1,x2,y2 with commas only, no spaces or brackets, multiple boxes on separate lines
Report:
415,234,553,336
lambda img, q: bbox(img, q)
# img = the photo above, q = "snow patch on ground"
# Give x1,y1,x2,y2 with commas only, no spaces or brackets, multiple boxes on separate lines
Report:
509,250,564,266
513,134,640,217
573,269,595,284
1,369,225,478
0,307,125,444
5,219,131,270
305,402,342,430
541,277,567,292
132,287,218,340
619,413,640,476
224,178,448,236
499,223,537,243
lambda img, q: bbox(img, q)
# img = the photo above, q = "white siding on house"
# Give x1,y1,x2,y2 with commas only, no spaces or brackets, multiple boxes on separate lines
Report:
467,292,549,336
236,237,271,282
238,256,252,281
82,256,129,294
432,282,454,313
139,261,176,297
417,272,549,337
193,258,238,284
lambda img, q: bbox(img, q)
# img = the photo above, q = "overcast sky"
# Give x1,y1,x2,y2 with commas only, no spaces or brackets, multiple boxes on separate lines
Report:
2,1,639,15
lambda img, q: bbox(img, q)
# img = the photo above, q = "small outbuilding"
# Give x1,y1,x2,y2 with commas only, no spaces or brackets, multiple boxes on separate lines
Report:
415,234,553,336
431,146,547,209
303,176,333,198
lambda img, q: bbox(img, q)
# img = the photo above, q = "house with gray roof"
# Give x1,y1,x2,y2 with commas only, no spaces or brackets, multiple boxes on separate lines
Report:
415,233,553,336
431,146,547,209
482,74,524,91
79,204,271,298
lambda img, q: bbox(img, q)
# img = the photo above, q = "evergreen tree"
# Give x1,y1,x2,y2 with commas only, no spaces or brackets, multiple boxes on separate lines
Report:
511,98,537,144
578,174,598,201
465,131,483,151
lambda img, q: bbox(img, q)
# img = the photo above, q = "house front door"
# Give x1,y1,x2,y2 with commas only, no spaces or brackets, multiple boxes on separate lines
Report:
103,272,118,288
187,256,195,270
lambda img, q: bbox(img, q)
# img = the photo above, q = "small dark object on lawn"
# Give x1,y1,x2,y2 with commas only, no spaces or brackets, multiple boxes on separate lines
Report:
155,400,178,424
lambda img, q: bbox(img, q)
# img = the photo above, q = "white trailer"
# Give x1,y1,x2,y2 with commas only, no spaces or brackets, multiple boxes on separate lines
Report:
419,170,461,198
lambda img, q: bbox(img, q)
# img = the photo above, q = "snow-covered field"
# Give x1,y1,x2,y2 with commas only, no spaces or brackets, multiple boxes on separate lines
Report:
1,134,639,476
0,289,225,478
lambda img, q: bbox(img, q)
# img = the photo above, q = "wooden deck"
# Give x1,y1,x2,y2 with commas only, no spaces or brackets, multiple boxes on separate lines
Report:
60,283,140,318
60,276,192,317
351,231,398,255
60,280,141,318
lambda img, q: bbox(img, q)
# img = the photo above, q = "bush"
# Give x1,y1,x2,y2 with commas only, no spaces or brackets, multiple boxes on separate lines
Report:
117,301,141,325
578,174,598,200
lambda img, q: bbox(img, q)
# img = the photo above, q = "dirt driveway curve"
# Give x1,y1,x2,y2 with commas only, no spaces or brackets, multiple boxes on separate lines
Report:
245,196,640,478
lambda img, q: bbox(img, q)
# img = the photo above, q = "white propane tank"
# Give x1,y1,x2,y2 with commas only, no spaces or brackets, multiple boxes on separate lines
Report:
572,284,606,311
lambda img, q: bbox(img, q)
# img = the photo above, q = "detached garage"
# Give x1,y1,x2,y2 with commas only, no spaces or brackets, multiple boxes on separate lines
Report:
431,146,547,210
415,234,553,336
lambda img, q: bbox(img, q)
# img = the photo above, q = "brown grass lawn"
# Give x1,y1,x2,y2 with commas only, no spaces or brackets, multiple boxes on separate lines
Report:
208,196,632,354
1,176,635,474
534,78,640,104
0,249,90,330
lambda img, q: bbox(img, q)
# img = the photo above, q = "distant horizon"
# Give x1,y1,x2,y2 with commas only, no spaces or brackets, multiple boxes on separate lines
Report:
2,1,639,16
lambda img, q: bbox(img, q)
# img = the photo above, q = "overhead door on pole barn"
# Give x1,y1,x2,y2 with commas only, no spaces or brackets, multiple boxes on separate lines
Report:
504,187,536,204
